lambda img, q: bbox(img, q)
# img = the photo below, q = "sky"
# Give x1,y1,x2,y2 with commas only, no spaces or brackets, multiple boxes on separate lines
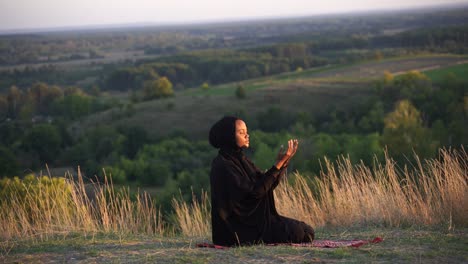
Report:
1,0,468,32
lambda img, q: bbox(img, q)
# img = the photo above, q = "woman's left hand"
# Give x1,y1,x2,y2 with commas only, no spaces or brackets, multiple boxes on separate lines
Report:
275,139,299,169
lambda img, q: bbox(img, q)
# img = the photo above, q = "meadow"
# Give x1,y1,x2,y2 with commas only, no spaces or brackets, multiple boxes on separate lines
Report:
1,149,466,263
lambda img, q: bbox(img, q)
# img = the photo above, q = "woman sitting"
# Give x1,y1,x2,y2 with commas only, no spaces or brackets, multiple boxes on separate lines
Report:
209,116,314,246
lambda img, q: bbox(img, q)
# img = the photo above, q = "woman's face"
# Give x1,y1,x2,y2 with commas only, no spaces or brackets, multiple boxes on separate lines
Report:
235,119,249,148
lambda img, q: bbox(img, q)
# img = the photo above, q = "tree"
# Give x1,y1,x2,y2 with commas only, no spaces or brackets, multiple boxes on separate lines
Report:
379,70,434,124
53,94,92,119
64,86,86,97
383,71,394,84
155,77,174,98
27,82,49,114
27,82,63,115
358,101,385,133
235,84,246,99
22,124,62,164
257,107,295,132
143,81,156,100
375,50,383,61
381,100,436,162
200,82,209,91
395,71,431,99
105,68,139,91
114,137,214,188
118,126,149,159
0,96,7,120
143,76,174,100
0,146,19,177
6,86,23,119
252,142,275,170
244,65,261,79
102,166,127,184
384,100,423,131
307,133,341,173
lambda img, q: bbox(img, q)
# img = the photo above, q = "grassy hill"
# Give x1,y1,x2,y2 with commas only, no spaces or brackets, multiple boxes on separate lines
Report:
73,54,468,140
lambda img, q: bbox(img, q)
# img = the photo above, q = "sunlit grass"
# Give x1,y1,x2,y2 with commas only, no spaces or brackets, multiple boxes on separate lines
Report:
174,148,467,237
1,148,466,245
0,169,165,242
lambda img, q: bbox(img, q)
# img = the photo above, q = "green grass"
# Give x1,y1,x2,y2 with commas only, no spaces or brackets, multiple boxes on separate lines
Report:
425,62,468,83
2,228,467,263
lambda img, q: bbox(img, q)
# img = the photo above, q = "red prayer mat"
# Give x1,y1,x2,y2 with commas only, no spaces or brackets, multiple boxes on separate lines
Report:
196,237,383,249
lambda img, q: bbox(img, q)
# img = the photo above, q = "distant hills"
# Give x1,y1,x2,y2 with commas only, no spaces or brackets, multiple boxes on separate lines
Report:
2,2,468,35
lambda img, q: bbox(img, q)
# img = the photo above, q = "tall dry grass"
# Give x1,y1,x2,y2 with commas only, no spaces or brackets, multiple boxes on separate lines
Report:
174,148,467,237
276,149,467,228
1,149,466,242
172,191,211,237
0,168,164,242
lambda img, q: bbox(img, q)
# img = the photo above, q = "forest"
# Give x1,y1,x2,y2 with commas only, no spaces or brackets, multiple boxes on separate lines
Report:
0,6,467,210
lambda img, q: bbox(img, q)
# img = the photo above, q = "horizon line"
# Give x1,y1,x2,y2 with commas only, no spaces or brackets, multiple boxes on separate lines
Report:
1,2,467,36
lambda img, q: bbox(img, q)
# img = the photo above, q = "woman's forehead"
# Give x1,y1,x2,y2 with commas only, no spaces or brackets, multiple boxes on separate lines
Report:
236,119,247,130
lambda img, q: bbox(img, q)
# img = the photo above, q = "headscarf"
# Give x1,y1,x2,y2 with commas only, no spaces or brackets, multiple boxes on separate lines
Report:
209,116,258,180
209,116,239,150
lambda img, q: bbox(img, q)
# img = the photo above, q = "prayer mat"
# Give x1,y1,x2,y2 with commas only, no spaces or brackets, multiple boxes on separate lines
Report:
196,237,383,249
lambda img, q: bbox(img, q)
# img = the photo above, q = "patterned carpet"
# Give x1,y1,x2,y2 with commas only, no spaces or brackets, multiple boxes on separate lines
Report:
196,237,383,249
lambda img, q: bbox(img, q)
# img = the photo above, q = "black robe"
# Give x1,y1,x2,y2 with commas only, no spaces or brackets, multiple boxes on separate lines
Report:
210,148,314,246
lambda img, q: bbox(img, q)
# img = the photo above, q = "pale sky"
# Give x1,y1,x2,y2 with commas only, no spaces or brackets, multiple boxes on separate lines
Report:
1,0,467,31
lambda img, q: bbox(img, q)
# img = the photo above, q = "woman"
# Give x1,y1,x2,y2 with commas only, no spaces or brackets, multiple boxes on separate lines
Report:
209,116,314,246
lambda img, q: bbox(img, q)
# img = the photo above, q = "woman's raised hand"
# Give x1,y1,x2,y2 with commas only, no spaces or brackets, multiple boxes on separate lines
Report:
275,139,299,169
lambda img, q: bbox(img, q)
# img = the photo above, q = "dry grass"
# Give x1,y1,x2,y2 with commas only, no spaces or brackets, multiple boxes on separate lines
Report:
174,148,467,237
0,169,165,242
172,191,211,237
276,149,467,229
1,149,466,243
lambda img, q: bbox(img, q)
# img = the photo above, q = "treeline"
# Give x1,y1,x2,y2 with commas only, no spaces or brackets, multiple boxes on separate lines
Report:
103,50,327,91
101,25,468,92
2,24,467,94
1,6,467,65
0,64,104,93
372,25,468,53
0,82,109,121
0,82,116,175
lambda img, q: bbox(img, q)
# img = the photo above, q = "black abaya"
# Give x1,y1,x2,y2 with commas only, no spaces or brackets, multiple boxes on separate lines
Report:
210,148,314,246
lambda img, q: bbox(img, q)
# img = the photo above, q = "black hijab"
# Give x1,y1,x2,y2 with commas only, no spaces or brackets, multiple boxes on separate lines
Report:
209,116,258,179
209,116,240,151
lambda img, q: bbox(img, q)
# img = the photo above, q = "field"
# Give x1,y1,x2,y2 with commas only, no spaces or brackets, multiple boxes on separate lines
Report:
75,54,468,140
185,54,468,96
425,62,468,83
1,148,466,263
2,228,467,263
